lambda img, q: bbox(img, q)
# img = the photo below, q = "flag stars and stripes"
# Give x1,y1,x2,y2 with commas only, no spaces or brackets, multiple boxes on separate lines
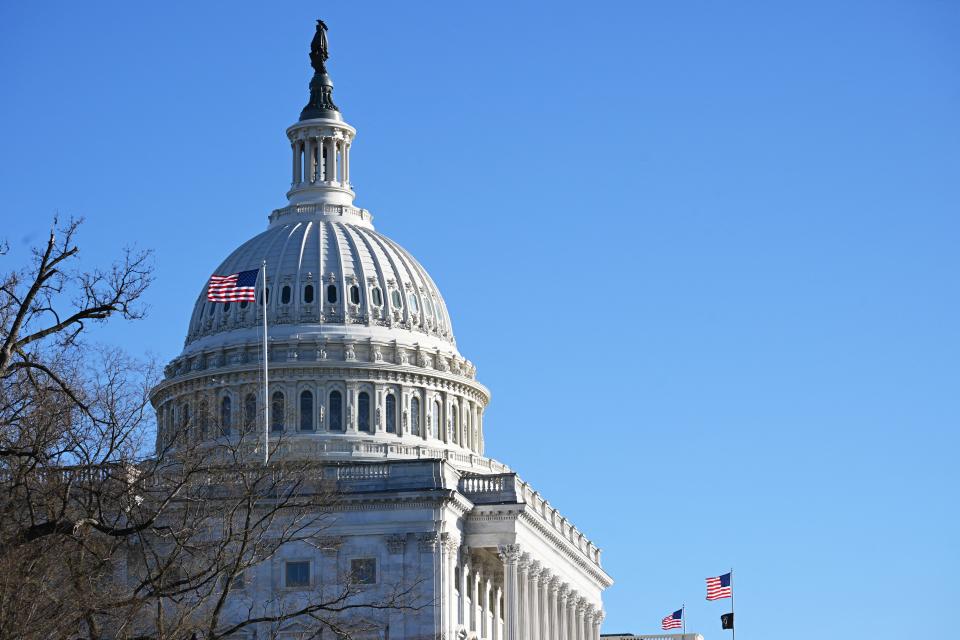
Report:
661,609,683,630
706,572,732,600
207,269,259,302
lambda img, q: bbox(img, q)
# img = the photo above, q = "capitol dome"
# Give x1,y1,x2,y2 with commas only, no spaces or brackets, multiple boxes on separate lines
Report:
150,30,499,472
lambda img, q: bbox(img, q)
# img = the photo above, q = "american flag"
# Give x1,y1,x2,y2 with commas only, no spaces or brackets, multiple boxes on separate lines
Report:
661,609,683,630
207,269,259,302
706,572,732,600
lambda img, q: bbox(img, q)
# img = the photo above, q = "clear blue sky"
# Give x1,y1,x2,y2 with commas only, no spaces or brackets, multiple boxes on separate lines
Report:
2,2,958,638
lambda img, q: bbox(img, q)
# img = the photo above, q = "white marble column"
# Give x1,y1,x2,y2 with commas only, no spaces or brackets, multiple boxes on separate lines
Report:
593,611,604,640
518,557,529,639
482,570,492,639
292,140,300,185
458,548,469,629
493,584,503,640
568,597,578,640
473,564,483,632
321,137,332,183
528,562,541,640
498,545,521,640
307,137,317,183
557,586,569,640
443,537,458,639
539,572,551,640
343,141,351,185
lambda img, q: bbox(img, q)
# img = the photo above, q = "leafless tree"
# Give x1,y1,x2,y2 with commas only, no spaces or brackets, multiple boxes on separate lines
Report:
0,220,425,640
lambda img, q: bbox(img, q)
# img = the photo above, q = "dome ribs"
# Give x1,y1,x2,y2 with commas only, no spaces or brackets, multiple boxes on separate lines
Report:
338,223,373,326
352,227,397,327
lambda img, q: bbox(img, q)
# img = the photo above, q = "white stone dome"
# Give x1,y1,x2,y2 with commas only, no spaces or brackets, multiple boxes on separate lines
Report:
183,205,457,359
150,42,499,471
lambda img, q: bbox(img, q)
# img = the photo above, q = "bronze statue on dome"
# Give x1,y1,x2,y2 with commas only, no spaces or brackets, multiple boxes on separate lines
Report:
310,19,330,73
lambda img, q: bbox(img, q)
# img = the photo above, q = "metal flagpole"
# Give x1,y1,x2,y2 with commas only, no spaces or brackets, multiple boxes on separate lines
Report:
682,602,686,637
262,260,269,465
730,567,735,640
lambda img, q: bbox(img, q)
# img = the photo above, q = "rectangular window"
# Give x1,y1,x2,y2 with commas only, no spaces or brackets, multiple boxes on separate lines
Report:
350,558,377,585
285,561,310,588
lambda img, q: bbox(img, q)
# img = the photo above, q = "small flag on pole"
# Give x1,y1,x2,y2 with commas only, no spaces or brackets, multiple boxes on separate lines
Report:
661,609,683,630
721,613,734,630
706,572,733,600
207,269,259,302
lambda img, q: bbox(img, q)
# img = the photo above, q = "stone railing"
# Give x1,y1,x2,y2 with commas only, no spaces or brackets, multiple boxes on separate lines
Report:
458,472,603,567
269,202,372,224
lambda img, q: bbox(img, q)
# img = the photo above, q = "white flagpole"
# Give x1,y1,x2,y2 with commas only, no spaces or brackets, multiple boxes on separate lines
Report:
730,568,735,640
262,260,269,465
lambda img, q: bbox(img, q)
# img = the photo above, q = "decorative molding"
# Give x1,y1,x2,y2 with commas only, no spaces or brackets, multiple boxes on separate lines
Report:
385,534,406,554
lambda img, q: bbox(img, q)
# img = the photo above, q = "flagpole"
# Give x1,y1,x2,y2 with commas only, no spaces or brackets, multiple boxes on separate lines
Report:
730,567,735,640
682,602,686,637
262,260,269,466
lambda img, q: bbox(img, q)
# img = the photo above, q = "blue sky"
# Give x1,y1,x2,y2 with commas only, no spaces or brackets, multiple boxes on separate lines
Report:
2,2,958,638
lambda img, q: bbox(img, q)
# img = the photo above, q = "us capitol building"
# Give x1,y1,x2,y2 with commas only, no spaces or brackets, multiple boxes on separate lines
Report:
150,20,612,640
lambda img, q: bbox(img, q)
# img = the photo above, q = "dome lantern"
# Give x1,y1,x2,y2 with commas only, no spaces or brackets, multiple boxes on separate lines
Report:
286,20,357,209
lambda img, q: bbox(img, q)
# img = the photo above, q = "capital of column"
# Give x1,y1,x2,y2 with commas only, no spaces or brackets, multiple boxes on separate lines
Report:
498,544,522,565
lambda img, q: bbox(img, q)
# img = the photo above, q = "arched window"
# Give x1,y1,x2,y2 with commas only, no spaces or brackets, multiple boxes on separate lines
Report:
424,298,433,318
244,393,256,432
410,397,421,436
221,395,232,435
358,392,371,433
433,400,442,440
329,390,343,432
271,391,284,432
385,394,397,434
179,402,191,441
371,287,383,306
300,390,314,431
198,398,209,438
326,284,338,304
223,301,231,313
259,287,270,305
451,404,459,444
281,285,292,304
408,293,419,313
350,284,360,305
240,299,248,309
391,289,403,308
303,284,314,304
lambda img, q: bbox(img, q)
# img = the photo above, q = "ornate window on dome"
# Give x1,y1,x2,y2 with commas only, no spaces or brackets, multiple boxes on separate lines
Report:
220,396,232,435
450,405,458,444
281,285,292,305
223,301,231,313
326,284,338,304
391,289,403,308
371,287,383,306
329,391,343,432
303,284,314,304
243,393,256,432
179,402,191,434
349,285,360,305
408,293,419,313
271,391,284,432
424,298,433,318
385,394,397,434
239,299,248,309
433,400,442,440
299,390,314,431
358,392,371,433
259,287,271,305
410,397,421,436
